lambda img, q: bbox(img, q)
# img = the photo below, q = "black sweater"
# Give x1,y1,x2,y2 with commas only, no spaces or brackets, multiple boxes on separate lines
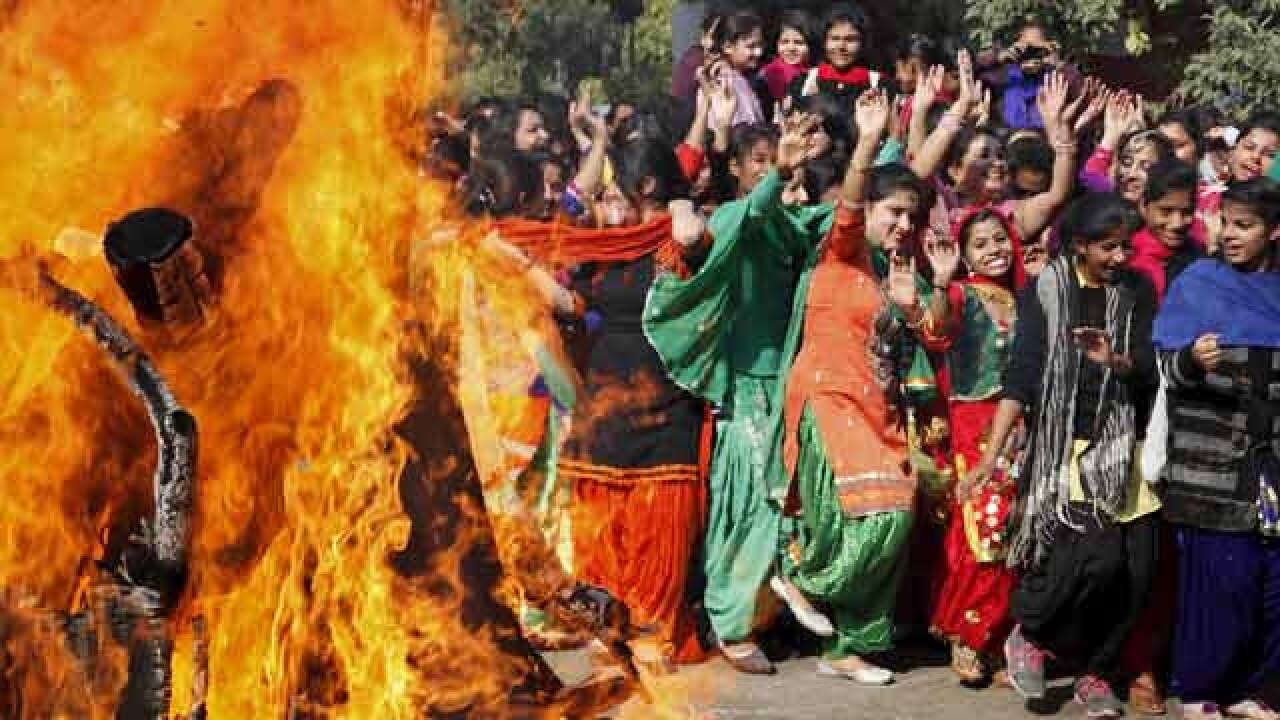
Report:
1002,268,1158,438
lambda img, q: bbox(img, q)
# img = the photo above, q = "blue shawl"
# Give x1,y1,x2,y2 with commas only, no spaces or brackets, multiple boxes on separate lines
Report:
1153,258,1280,351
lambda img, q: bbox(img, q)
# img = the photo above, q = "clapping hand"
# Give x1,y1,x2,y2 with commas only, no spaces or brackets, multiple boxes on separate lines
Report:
886,250,920,312
853,88,891,144
923,229,961,287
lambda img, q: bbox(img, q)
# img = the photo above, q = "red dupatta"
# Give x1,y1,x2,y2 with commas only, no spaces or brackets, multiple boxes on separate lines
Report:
492,214,674,266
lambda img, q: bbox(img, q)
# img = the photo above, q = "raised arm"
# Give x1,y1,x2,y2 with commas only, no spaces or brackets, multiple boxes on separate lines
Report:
841,90,891,208
906,64,945,162
569,98,611,205
478,231,578,316
909,51,979,180
1013,72,1084,240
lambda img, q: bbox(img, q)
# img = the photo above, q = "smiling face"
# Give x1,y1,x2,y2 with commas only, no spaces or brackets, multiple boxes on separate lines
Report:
962,216,1014,280
1220,200,1276,271
952,134,1006,201
1116,138,1162,203
777,26,809,66
824,21,862,71
867,188,921,253
724,27,765,73
1074,227,1131,285
1229,128,1280,183
1140,189,1194,250
731,137,776,195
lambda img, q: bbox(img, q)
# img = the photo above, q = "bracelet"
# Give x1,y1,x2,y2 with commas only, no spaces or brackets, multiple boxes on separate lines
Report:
904,305,926,329
850,163,873,174
1052,141,1078,154
938,113,963,131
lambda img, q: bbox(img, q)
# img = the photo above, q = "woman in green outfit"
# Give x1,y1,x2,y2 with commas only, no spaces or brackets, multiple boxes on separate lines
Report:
644,115,835,673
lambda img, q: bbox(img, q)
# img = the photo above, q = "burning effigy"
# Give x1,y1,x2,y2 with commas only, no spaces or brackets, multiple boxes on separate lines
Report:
0,1,646,717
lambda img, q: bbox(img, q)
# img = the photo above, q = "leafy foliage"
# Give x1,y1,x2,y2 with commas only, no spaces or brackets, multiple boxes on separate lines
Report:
965,0,1280,119
441,0,674,103
1172,1,1280,117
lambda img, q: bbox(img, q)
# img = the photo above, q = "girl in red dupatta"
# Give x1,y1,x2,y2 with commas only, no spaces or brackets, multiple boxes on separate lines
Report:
919,204,1027,683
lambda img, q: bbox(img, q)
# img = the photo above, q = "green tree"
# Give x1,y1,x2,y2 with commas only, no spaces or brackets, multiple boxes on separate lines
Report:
441,0,674,103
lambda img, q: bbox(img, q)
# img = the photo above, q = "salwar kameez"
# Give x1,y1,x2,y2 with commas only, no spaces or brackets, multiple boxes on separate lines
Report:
778,205,918,660
643,170,835,646
558,253,705,657
701,374,783,643
789,406,913,657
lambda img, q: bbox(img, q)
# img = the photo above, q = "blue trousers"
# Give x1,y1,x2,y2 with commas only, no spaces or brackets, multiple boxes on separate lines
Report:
1172,525,1280,705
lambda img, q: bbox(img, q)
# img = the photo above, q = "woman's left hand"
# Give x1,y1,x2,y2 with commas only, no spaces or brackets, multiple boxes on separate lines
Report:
886,251,920,312
1072,326,1117,367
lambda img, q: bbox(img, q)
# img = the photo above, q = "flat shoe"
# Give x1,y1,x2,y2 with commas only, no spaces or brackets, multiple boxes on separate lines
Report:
1226,700,1280,720
719,641,776,675
769,575,835,637
816,659,893,686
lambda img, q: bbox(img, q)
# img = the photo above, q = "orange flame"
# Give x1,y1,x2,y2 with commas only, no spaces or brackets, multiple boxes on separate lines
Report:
0,0,574,715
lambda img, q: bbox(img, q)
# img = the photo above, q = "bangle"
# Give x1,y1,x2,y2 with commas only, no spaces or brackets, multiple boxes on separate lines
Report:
850,163,873,174
1052,141,1078,154
938,112,963,131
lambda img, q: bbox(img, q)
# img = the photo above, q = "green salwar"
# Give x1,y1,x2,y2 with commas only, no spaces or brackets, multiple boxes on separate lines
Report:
786,406,914,659
702,374,782,643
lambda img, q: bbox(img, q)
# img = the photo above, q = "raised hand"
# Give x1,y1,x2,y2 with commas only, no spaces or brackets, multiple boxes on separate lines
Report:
707,64,738,133
969,83,992,127
777,111,821,174
1101,91,1146,148
913,64,946,112
886,251,919,312
952,49,978,117
669,199,706,248
1073,78,1109,136
923,230,961,287
854,88,891,145
570,87,608,147
1037,71,1079,145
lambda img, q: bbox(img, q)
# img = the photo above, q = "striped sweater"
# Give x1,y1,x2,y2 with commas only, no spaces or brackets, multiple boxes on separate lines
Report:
1160,346,1280,532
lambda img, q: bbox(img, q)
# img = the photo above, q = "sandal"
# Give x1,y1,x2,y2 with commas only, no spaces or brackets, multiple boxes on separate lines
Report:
719,639,776,675
1127,671,1167,716
1226,700,1280,720
817,656,894,686
950,642,986,684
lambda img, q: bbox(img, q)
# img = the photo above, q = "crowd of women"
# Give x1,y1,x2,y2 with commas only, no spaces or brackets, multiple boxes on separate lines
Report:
424,4,1280,718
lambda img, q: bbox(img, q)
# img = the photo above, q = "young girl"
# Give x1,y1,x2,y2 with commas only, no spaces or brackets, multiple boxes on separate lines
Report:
714,11,767,127
920,206,1027,683
759,10,814,106
971,193,1159,718
1155,178,1280,720
788,3,885,104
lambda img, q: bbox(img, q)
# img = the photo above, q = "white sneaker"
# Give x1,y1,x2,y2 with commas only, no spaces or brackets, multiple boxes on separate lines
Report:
769,575,834,637
816,659,894,686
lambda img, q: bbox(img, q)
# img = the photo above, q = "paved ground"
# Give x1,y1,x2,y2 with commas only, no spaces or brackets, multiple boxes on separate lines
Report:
545,646,1161,719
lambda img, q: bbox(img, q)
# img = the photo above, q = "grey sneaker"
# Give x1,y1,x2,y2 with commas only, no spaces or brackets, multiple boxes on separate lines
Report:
1003,624,1046,699
1074,674,1124,718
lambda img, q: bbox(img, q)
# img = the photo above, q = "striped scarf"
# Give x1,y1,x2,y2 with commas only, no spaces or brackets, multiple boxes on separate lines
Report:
1009,256,1137,568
